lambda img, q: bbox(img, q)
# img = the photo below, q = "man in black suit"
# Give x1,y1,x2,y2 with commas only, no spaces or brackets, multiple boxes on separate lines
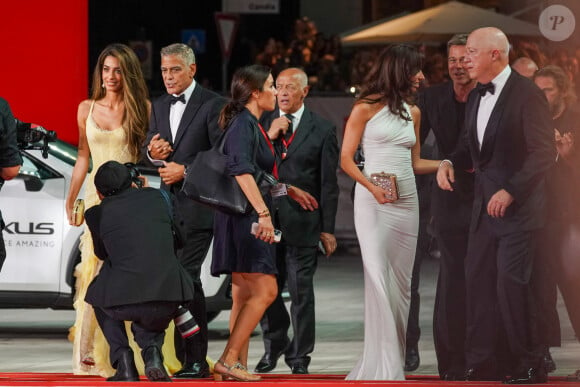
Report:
84,161,195,382
254,68,339,375
418,34,476,380
437,27,554,384
533,65,580,378
145,43,225,379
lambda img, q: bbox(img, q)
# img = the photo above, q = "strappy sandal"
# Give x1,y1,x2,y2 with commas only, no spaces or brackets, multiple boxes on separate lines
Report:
214,359,261,382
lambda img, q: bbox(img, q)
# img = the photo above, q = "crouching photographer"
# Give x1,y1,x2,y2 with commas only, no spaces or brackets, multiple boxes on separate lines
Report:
84,160,196,382
0,97,23,271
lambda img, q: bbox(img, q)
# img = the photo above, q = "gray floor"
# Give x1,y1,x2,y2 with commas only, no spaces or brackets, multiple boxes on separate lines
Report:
0,248,578,377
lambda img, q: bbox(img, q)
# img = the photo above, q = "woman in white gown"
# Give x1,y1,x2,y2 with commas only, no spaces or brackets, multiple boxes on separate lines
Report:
340,44,440,380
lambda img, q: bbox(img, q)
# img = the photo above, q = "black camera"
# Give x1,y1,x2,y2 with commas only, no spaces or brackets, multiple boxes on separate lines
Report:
15,119,57,159
123,162,143,188
174,306,200,339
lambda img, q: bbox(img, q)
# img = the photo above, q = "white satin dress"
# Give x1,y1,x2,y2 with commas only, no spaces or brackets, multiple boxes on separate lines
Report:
347,104,419,380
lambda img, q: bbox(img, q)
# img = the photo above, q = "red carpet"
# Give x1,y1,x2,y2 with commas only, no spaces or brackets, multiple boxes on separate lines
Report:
0,373,574,386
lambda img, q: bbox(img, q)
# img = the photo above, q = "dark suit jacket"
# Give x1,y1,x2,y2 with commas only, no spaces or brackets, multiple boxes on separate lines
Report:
145,84,226,229
260,107,339,246
84,188,194,308
450,71,555,234
548,106,580,222
418,82,474,232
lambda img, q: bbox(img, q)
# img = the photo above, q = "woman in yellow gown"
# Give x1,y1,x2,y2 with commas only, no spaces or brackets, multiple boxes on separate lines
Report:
65,43,180,377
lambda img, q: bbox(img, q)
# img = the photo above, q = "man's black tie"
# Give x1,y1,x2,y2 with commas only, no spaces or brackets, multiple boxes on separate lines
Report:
476,82,495,97
284,114,294,141
170,94,186,105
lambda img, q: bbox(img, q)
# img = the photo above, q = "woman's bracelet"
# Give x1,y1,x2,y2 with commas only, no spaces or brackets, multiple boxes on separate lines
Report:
257,208,270,218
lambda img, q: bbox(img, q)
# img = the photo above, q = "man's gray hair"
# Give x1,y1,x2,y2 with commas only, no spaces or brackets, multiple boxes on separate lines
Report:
447,34,468,52
160,43,196,65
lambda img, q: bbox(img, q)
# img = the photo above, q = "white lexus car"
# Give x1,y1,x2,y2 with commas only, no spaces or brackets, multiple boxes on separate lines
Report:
0,140,231,321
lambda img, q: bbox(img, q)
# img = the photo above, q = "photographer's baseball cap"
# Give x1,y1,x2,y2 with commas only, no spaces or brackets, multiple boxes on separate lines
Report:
94,160,132,197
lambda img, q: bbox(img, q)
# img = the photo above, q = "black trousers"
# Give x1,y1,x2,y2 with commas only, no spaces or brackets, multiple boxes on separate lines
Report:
531,224,561,349
259,243,318,367
464,215,541,374
432,227,468,376
174,227,213,365
406,174,433,350
93,301,180,368
534,220,580,348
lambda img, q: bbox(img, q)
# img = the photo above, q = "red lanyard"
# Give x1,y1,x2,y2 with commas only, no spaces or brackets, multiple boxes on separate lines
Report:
281,121,298,159
281,130,297,151
258,123,278,179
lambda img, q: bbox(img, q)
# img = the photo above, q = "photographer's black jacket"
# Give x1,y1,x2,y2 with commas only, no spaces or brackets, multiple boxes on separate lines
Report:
84,187,194,308
0,97,22,183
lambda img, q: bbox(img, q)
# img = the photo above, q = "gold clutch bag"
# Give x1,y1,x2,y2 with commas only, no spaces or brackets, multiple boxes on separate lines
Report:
72,199,85,226
370,172,399,201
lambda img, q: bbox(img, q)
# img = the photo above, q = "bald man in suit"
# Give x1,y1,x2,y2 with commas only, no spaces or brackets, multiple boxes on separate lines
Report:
255,68,339,375
437,27,554,384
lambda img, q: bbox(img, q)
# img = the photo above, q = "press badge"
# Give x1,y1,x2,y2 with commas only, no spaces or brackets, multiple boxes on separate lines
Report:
270,183,288,197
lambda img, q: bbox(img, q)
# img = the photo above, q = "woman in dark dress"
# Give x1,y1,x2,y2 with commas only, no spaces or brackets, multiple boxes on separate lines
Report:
211,65,279,382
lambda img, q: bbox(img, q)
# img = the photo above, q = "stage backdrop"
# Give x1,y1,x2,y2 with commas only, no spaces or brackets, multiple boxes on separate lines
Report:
0,0,88,145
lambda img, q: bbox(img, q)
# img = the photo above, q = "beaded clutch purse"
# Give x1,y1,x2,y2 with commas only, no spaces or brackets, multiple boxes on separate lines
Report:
370,172,399,201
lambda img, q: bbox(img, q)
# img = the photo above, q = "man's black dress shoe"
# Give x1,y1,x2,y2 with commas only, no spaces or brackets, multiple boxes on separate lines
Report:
291,364,309,375
254,351,284,373
173,361,211,379
442,370,464,381
142,346,171,382
107,349,139,382
543,349,556,373
504,367,547,384
464,367,501,381
404,347,420,372
566,369,580,381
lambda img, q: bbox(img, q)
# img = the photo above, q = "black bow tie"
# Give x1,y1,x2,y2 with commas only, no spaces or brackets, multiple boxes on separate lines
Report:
170,94,186,105
477,82,495,97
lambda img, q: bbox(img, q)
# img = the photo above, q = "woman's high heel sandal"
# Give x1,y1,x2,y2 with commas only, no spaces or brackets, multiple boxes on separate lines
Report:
214,359,261,382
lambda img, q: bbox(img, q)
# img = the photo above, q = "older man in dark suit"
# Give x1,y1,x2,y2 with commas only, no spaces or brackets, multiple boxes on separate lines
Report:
254,67,339,375
85,161,195,382
145,43,225,379
417,33,476,380
437,27,554,384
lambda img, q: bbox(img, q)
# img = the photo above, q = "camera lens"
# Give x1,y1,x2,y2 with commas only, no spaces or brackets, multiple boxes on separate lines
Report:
174,306,200,339
123,163,143,188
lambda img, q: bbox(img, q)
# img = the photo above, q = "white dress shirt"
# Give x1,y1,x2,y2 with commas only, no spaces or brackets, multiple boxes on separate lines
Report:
169,80,196,142
280,103,305,133
477,65,511,148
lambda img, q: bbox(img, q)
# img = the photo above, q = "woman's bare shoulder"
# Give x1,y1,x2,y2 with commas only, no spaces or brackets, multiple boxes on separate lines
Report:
354,96,385,118
77,99,92,121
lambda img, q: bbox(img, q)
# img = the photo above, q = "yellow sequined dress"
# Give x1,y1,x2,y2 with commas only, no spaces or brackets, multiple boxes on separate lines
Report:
70,100,180,377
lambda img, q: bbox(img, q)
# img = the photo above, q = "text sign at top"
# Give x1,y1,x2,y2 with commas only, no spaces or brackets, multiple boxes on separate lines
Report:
222,0,280,14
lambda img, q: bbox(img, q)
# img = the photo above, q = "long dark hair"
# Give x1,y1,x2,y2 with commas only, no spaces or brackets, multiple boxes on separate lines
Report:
218,65,271,129
357,44,423,121
90,43,149,159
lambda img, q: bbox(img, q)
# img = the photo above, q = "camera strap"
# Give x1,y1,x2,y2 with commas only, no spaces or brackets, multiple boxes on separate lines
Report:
159,189,183,250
